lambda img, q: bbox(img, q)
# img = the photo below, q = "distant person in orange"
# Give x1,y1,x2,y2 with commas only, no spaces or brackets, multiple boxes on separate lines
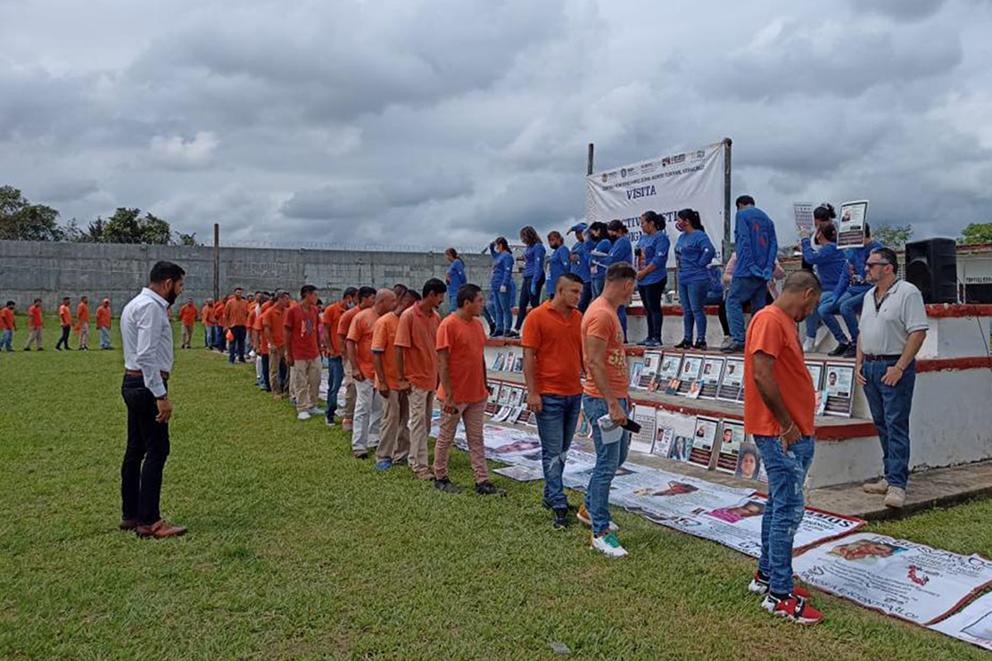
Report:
75,296,91,350
371,288,418,471
56,296,73,351
285,285,324,420
179,298,197,349
338,287,376,432
321,287,356,426
24,298,44,350
522,272,584,529
263,292,290,398
433,284,503,496
252,292,272,390
212,298,227,352
96,298,113,349
200,298,214,348
348,289,394,457
395,278,445,480
0,300,15,352
225,287,249,364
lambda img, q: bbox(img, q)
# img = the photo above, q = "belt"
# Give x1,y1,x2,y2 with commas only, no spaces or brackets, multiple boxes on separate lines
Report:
124,369,170,380
862,354,901,362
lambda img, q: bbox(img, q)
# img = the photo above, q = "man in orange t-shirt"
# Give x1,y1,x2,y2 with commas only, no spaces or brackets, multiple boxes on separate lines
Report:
76,296,91,350
96,298,113,349
56,296,73,351
581,262,636,558
347,289,395,457
337,287,376,431
263,292,290,397
744,270,822,623
322,287,357,426
285,285,323,418
252,293,272,390
522,273,584,527
371,288,418,469
179,298,197,349
225,288,249,364
395,279,445,479
0,300,16,351
200,298,214,348
433,283,501,495
212,298,227,352
24,298,44,350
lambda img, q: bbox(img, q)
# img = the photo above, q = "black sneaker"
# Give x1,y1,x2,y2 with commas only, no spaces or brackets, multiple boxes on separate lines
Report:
475,480,506,496
434,477,462,494
721,343,743,354
843,344,858,358
827,342,850,357
673,339,692,350
552,508,569,529
693,340,708,351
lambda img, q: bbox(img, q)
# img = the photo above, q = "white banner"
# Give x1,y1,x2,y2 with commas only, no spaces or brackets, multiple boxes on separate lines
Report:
585,142,727,266
930,590,992,652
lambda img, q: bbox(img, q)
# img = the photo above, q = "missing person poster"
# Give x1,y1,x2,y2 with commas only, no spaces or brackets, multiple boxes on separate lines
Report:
655,411,697,462
823,363,855,417
715,419,744,474
639,351,662,390
689,416,719,468
929,590,992,652
490,352,507,372
698,357,725,399
511,354,524,374
677,353,704,396
735,440,764,482
806,361,824,390
629,404,658,454
838,199,869,249
628,359,645,390
794,533,992,625
717,357,745,402
794,202,815,237
486,382,503,415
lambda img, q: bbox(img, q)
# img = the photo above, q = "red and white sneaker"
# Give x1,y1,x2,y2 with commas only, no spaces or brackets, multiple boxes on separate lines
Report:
761,593,823,625
747,572,812,599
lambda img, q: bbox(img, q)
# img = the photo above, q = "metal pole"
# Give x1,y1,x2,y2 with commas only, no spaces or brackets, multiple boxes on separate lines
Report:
213,223,220,300
587,143,595,176
722,137,733,263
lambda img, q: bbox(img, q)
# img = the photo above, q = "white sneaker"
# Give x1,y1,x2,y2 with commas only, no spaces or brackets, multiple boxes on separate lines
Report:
297,411,311,421
577,503,619,532
802,337,816,353
720,337,733,350
862,478,889,495
884,486,906,508
308,407,325,416
591,532,628,558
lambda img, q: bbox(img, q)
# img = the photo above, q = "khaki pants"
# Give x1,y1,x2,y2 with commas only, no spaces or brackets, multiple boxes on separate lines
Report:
181,324,193,347
352,378,382,452
407,386,435,477
376,389,410,462
291,358,322,412
269,345,286,395
78,323,89,348
25,328,43,350
433,400,488,483
342,356,357,420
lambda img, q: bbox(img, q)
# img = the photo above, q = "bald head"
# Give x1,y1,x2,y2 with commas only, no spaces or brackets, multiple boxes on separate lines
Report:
373,288,396,314
781,270,822,294
775,269,822,323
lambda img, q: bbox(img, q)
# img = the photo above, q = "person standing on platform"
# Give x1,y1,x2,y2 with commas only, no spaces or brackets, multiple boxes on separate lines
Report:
856,247,928,510
395,278,445,480
827,224,884,358
0,301,15,352
723,195,779,353
800,216,850,355
567,223,593,312
285,285,323,420
744,270,823,624
263,292,290,399
605,220,633,342
673,209,717,350
178,298,197,349
523,273,584,529
546,231,571,299
372,288,418,471
512,225,546,337
96,298,113,350
579,262,636,557
338,286,376,431
322,288,356,426
445,248,467,314
348,289,395,457
706,265,731,346
119,261,188,539
489,237,515,337
433,284,503,495
635,211,671,348
56,297,73,351
24,299,43,350
76,296,91,351
225,288,249,364
588,222,611,298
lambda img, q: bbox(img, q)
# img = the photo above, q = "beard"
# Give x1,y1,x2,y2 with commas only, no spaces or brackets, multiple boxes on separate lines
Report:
164,285,179,306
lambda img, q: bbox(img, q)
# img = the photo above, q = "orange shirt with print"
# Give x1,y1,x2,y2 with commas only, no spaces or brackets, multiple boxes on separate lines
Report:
394,304,441,391
521,300,583,396
262,305,287,348
59,304,72,326
76,303,90,325
347,308,380,379
743,305,815,437
180,303,197,326
284,303,321,361
371,312,402,390
0,308,14,331
436,314,488,404
96,306,112,329
322,301,346,357
581,297,628,400
28,305,43,329
225,297,249,326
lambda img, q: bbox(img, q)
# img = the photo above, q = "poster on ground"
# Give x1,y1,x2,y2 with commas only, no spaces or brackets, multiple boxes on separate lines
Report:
717,357,744,402
838,199,869,249
639,352,662,390
490,352,507,372
715,420,744,474
793,533,992,625
823,363,855,417
494,464,545,482
654,410,697,462
689,416,719,468
929,590,992,652
657,353,683,391
677,354,704,396
699,357,725,399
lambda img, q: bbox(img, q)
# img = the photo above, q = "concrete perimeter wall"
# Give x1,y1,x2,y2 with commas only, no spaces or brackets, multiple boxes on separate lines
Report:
0,240,491,312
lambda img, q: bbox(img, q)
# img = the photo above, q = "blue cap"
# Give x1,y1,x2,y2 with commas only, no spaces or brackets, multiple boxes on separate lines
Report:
567,222,588,234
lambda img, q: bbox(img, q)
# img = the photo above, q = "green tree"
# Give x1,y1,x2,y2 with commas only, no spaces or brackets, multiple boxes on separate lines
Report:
92,208,173,245
959,222,992,245
0,185,64,241
872,223,913,249
176,231,199,246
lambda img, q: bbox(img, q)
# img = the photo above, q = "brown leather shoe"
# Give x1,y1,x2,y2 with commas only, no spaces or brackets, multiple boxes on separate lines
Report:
119,518,139,531
136,519,188,539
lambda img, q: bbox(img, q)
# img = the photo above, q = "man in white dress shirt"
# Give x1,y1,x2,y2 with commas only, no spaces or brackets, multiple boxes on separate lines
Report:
119,261,188,539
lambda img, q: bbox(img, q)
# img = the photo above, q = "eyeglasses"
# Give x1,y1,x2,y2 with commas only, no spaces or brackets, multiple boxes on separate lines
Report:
865,261,890,269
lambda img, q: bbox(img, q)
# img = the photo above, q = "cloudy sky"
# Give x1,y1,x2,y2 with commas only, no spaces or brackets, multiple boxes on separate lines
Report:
2,0,991,250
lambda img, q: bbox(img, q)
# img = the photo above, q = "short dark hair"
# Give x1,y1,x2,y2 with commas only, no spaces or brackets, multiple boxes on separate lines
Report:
558,272,583,286
641,210,665,231
300,285,317,297
234,287,243,292
62,296,70,302
494,237,510,252
393,283,408,296
821,224,837,242
813,203,836,221
782,270,822,293
406,290,422,302
735,195,755,208
5,300,14,306
422,278,447,298
456,283,482,308
357,286,377,301
606,262,637,282
149,261,186,284
607,219,626,234
343,287,358,299
33,298,42,304
872,247,900,275
547,230,563,242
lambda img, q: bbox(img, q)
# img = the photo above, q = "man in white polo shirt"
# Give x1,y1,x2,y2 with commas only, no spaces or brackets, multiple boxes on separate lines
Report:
855,247,928,509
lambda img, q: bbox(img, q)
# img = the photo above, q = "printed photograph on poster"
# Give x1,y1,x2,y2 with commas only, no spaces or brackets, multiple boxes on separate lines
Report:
485,383,502,415
689,416,719,468
512,354,524,373
838,199,869,249
677,353,704,396
929,590,992,652
654,411,696,462
507,387,524,409
657,352,683,390
824,363,855,417
490,352,506,372
715,420,744,474
629,405,658,454
793,533,992,626
698,357,725,399
794,202,814,237
806,361,824,391
717,357,744,401
735,441,764,482
639,352,662,390
664,377,682,396
628,360,645,390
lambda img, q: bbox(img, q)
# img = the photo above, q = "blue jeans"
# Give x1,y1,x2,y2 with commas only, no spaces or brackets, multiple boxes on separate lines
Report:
805,291,847,343
754,435,815,595
591,278,604,299
494,287,514,333
726,276,769,345
0,329,12,351
583,395,630,536
679,279,708,344
228,325,247,363
862,358,916,489
838,287,869,341
326,356,344,420
99,327,111,349
578,281,593,313
212,326,226,351
204,326,209,347
535,394,583,510
448,293,458,316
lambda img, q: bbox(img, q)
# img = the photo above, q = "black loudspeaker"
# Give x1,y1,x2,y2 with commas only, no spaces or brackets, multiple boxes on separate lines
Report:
904,238,958,304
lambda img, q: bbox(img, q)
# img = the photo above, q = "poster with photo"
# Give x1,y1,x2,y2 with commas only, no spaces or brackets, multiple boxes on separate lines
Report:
512,354,524,374
658,352,683,384
735,440,765,482
490,352,507,372
628,359,645,390
677,353,704,396
654,411,697,462
929,590,992,652
639,352,662,390
715,419,744,474
689,416,719,468
823,363,855,417
629,404,658,454
609,467,756,521
699,357,725,399
794,533,992,625
481,424,542,460
717,357,745,402
485,382,502,415
838,199,869,249
794,202,815,237
514,406,534,426
806,361,824,391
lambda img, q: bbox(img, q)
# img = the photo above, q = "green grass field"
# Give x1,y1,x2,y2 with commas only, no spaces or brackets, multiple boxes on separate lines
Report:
1,318,990,659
